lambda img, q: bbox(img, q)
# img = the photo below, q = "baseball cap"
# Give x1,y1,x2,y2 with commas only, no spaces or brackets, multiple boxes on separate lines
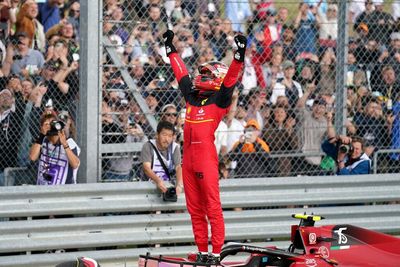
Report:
372,0,384,5
161,103,177,113
358,23,369,33
281,60,295,70
0,88,12,97
245,119,260,131
390,32,400,41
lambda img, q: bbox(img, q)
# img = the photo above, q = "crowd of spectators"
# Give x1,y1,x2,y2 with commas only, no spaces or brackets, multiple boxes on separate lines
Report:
1,0,400,185
0,0,80,186
101,0,400,180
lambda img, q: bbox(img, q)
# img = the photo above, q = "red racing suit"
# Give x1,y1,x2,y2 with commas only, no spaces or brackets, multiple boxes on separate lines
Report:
168,53,244,253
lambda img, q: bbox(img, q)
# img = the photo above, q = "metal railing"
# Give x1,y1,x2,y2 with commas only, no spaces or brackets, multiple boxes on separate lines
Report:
0,174,399,266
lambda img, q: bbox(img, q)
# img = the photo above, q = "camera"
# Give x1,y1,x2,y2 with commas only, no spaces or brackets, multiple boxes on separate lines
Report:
58,111,69,123
42,172,53,181
163,187,177,202
156,79,167,88
51,120,65,131
339,144,353,154
46,120,65,136
13,54,23,61
244,129,254,140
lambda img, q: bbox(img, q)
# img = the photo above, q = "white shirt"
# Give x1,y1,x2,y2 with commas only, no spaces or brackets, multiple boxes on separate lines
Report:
319,11,338,40
270,80,303,105
215,121,228,155
349,1,366,23
241,57,258,94
226,118,245,152
392,1,400,21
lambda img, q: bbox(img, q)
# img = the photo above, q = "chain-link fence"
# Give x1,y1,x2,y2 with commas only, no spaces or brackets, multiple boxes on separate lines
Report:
0,1,80,186
99,0,400,182
1,1,400,186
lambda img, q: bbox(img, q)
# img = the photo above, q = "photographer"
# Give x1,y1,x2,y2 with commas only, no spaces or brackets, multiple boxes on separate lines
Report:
322,112,371,175
29,111,80,185
140,121,183,197
228,119,270,178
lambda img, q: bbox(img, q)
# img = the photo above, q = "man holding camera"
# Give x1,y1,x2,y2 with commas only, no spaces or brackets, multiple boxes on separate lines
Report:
29,111,80,185
321,112,371,175
228,119,270,177
140,121,183,197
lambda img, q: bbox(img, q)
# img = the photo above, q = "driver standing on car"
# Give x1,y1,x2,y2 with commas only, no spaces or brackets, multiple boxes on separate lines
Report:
162,29,247,264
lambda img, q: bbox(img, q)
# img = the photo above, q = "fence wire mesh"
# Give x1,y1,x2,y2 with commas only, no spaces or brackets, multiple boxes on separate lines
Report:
99,0,400,182
0,0,80,186
1,1,400,185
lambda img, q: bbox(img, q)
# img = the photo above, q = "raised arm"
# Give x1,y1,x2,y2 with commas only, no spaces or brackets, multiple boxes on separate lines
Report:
216,35,247,108
163,30,192,100
223,35,246,88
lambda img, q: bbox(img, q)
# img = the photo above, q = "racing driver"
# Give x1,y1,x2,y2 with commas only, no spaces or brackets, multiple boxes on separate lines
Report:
162,29,247,264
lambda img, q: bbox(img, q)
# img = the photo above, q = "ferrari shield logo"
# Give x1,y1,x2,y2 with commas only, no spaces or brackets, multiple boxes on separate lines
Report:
309,233,316,245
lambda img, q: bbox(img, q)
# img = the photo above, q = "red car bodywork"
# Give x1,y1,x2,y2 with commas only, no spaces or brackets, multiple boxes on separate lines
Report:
139,214,400,267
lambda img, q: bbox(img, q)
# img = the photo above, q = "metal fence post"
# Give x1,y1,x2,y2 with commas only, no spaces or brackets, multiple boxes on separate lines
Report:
78,0,101,183
334,1,349,135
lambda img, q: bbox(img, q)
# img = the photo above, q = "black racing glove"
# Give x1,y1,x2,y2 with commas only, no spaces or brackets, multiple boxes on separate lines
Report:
162,30,177,56
233,35,247,62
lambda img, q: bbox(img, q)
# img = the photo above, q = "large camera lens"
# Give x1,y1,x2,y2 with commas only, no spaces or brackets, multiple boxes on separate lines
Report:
54,122,62,130
51,120,65,131
167,187,176,196
339,145,349,153
163,187,177,202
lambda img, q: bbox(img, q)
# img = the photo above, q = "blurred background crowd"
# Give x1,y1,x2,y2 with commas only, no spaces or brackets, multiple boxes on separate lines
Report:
1,0,400,185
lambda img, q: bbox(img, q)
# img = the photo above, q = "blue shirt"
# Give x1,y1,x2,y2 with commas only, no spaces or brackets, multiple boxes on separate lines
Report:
38,1,61,33
390,101,400,160
225,0,252,33
294,18,318,55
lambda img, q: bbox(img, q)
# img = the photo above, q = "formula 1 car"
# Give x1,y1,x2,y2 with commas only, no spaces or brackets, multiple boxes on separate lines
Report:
139,214,400,267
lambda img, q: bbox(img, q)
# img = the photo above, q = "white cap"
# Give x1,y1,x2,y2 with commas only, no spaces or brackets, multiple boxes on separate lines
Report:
372,0,384,5
391,32,400,40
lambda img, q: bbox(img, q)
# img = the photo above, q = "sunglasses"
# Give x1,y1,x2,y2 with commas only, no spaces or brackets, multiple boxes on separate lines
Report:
165,112,178,117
